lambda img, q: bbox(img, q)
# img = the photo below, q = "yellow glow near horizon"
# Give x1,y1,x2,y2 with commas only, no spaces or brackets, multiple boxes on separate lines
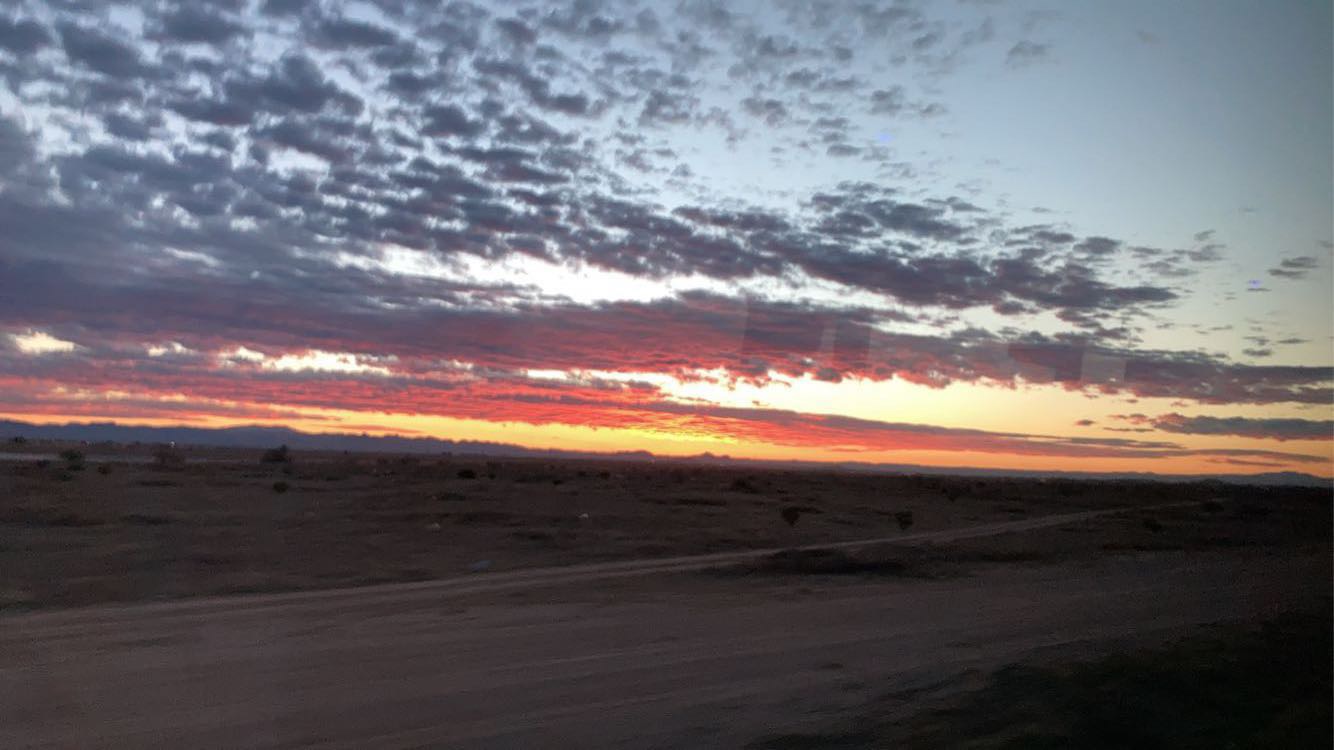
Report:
7,393,1329,478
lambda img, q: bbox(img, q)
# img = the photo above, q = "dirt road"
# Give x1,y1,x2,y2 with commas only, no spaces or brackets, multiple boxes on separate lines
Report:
1,508,1325,748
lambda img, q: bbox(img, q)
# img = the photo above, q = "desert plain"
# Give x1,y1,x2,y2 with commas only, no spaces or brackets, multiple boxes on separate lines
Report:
0,441,1329,748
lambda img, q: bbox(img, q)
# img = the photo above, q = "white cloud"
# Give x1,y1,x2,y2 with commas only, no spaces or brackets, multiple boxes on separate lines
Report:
10,330,78,355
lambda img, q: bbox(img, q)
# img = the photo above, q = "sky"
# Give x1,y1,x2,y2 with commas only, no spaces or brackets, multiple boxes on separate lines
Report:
0,0,1330,476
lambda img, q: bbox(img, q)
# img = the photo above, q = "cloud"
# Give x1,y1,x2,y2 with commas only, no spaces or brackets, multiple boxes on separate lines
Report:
0,0,1325,470
1006,40,1049,67
154,6,246,44
58,22,152,78
1117,413,1333,442
1268,255,1319,280
313,16,400,48
0,367,1325,466
0,261,1326,407
0,16,52,54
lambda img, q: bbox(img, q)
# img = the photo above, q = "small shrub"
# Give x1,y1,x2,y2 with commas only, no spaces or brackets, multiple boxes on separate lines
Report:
153,446,185,466
10,435,26,445
781,506,802,526
96,464,113,475
272,480,290,493
1143,517,1164,533
1201,499,1225,514
262,444,291,463
894,511,915,530
59,449,85,466
729,477,758,493
457,468,477,479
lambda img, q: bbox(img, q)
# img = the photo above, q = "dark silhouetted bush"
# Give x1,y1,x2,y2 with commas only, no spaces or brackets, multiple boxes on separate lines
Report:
781,506,801,526
60,448,85,465
457,468,477,479
1143,517,1164,533
272,480,290,493
153,446,185,466
729,477,758,493
262,444,291,463
96,464,113,475
894,510,914,530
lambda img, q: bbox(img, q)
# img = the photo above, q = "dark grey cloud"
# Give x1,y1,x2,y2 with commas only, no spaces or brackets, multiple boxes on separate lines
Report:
870,87,906,115
1268,255,1319,280
254,117,359,163
422,103,484,137
1120,413,1333,441
0,16,52,54
639,89,697,126
314,16,400,48
58,22,150,78
1006,40,1049,67
155,6,246,44
473,56,593,115
261,0,310,17
101,111,160,142
0,0,1323,439
0,255,1326,409
495,17,538,46
0,116,32,173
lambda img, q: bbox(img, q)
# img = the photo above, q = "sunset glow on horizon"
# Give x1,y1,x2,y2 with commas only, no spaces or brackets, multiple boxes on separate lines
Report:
0,0,1330,477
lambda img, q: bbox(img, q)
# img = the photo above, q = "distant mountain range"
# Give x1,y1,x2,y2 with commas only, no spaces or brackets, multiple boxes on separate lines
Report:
1,419,1328,488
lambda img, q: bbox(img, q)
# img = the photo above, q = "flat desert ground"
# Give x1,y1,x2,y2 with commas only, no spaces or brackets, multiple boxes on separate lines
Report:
1,443,1330,748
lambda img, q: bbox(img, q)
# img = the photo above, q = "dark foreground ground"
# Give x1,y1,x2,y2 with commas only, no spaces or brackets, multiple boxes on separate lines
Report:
0,445,1330,747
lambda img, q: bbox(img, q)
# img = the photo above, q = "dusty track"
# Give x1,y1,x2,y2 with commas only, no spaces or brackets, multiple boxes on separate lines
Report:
3,501,1204,631
2,502,1324,749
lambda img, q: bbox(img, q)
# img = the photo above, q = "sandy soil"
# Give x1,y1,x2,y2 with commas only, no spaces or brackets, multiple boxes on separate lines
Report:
0,447,1328,748
1,547,1326,749
2,446,1325,609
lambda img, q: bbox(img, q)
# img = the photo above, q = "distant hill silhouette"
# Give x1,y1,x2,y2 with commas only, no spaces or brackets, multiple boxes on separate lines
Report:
0,418,1326,487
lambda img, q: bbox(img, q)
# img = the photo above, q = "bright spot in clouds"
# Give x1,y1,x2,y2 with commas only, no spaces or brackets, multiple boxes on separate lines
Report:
10,331,77,355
